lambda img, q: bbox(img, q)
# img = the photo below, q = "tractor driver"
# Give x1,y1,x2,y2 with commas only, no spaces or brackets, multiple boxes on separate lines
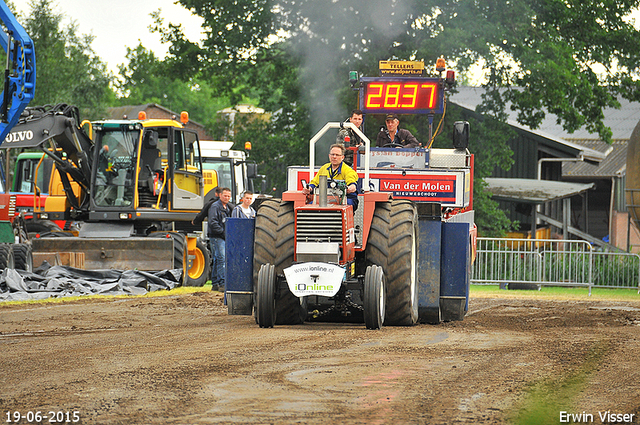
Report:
302,144,359,211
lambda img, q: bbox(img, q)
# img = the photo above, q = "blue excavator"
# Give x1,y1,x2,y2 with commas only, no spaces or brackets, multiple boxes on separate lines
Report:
0,1,36,143
0,1,35,270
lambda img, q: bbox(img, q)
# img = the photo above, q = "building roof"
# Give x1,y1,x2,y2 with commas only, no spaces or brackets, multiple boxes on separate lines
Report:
484,178,595,204
450,87,607,162
450,87,640,140
105,104,212,140
450,87,640,178
562,139,627,178
106,104,153,120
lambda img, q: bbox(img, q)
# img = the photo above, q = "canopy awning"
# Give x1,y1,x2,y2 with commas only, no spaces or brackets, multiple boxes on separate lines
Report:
484,178,595,204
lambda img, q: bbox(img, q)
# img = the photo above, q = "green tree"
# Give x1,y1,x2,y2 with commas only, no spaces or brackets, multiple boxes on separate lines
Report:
168,0,640,140
159,0,640,234
116,43,237,137
23,0,114,118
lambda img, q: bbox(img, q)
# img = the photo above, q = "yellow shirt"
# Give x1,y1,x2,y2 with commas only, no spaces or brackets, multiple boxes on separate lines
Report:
309,162,359,189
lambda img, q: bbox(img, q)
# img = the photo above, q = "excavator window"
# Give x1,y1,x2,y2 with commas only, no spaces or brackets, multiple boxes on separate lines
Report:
173,130,201,173
154,128,169,164
202,160,233,192
93,127,137,207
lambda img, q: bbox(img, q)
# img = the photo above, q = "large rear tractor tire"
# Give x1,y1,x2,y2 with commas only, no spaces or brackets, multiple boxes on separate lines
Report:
185,238,211,287
256,263,276,328
385,200,419,325
365,199,418,326
12,244,33,272
253,199,306,325
364,265,385,330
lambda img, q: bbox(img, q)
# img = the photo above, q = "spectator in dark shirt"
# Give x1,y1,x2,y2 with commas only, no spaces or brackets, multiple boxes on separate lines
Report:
207,187,233,292
376,113,420,148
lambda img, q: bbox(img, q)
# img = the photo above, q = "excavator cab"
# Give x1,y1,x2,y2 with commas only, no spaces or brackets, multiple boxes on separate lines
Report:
88,119,204,215
92,124,137,208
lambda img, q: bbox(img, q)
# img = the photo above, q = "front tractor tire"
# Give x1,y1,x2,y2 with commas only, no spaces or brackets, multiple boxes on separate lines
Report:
256,263,276,328
366,199,419,326
364,265,385,330
253,199,306,325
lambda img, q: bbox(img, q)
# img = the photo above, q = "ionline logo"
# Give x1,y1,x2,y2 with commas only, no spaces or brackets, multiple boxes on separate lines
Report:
297,283,333,291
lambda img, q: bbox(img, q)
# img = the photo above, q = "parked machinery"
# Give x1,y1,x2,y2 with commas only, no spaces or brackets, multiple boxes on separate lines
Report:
7,105,210,285
227,60,476,328
0,1,37,271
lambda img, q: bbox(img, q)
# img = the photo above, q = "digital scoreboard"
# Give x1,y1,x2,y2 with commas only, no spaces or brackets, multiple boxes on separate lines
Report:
359,77,444,115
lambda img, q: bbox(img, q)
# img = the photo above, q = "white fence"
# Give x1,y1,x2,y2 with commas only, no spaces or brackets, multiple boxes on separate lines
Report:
470,238,640,293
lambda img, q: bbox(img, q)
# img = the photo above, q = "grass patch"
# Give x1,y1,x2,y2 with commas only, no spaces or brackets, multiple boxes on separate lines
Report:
471,284,640,302
508,340,610,425
3,283,638,308
0,284,212,308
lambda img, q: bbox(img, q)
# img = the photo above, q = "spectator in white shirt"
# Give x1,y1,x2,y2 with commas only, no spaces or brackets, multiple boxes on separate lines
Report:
231,191,256,219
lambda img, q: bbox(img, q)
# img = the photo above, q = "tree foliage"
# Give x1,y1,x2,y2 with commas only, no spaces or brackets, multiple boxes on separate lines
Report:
163,0,640,143
149,0,640,234
127,0,640,234
116,44,229,133
23,0,114,118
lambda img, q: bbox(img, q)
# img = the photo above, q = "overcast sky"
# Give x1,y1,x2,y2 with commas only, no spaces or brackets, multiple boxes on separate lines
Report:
16,0,204,73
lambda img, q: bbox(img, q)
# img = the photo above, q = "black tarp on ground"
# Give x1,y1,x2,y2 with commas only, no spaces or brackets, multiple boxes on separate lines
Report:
0,263,182,301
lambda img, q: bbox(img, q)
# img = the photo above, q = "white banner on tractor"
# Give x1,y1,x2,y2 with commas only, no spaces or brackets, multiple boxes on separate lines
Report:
284,262,344,297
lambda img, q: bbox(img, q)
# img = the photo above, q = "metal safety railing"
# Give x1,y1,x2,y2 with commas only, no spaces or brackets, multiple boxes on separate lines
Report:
470,238,640,294
590,251,640,289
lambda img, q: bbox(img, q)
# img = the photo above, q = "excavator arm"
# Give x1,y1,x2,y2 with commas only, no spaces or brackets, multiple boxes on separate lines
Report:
0,1,36,143
9,103,94,212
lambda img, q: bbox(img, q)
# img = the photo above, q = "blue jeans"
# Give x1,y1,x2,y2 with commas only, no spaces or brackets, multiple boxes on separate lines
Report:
347,193,359,212
210,237,225,289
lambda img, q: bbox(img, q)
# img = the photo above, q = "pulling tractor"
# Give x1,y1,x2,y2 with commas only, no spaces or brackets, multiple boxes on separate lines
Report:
236,60,476,329
253,123,407,329
251,121,474,329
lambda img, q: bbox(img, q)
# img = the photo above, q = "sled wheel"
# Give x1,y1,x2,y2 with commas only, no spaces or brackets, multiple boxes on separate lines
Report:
364,265,385,330
257,263,276,328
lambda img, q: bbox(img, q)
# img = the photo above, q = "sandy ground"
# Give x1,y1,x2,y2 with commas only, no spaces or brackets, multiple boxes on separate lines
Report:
1,292,639,424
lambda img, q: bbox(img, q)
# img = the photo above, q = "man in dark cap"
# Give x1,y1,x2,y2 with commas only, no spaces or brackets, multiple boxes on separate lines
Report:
376,113,420,148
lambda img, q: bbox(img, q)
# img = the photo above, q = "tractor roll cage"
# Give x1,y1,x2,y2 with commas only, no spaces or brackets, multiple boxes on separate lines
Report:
308,122,371,191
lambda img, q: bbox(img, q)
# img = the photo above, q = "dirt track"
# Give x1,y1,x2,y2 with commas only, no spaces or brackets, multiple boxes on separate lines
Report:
1,292,639,424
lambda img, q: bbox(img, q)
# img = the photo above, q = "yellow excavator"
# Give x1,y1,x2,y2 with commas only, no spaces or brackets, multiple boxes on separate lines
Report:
8,104,211,286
